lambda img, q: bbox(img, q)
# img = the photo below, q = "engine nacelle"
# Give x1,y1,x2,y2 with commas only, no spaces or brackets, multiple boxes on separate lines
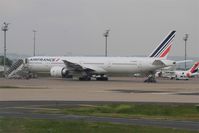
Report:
50,66,69,78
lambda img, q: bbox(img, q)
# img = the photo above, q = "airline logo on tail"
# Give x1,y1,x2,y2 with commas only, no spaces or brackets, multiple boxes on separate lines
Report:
186,62,199,77
149,31,176,58
189,62,199,73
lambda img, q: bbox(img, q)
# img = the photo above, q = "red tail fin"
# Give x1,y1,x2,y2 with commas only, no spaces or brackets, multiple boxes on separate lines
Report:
189,62,199,73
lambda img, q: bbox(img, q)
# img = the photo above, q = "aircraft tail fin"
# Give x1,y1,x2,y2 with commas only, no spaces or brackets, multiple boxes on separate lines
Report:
188,62,199,74
149,30,176,59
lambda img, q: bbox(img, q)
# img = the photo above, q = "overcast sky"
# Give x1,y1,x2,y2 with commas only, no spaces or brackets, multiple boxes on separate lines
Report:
0,0,198,57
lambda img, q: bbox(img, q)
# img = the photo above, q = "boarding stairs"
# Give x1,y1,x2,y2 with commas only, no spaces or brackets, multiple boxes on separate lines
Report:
5,59,28,79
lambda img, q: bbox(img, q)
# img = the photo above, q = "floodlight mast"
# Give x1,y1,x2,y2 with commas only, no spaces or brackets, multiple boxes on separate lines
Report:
33,30,36,56
1,22,9,77
103,29,110,57
183,34,188,70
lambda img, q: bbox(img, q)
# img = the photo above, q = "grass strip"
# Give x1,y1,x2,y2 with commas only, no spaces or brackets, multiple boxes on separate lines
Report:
0,118,197,133
35,103,199,121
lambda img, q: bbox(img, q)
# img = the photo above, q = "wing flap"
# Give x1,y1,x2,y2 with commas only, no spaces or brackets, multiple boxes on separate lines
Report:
62,60,106,73
62,60,83,71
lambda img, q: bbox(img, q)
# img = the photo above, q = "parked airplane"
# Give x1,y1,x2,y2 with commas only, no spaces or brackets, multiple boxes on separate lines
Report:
155,60,193,78
26,31,176,82
172,62,199,80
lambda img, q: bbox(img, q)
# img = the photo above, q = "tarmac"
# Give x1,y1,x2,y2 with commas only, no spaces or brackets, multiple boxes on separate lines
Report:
0,77,199,131
0,77,199,103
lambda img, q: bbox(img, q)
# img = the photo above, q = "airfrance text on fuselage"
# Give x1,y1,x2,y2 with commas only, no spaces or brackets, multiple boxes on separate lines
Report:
29,58,60,62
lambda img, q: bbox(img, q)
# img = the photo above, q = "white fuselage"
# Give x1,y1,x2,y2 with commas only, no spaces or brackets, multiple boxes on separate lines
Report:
27,56,172,75
173,70,190,80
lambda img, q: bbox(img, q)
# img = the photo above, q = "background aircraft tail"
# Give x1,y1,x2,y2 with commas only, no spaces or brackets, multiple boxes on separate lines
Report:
149,30,176,59
188,62,199,74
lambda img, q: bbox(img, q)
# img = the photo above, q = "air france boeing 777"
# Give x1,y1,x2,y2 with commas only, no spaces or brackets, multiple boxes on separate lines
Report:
27,31,176,82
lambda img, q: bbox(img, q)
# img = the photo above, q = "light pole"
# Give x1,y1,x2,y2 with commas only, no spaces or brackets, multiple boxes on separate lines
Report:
103,29,110,57
183,34,188,70
1,22,9,77
33,30,36,56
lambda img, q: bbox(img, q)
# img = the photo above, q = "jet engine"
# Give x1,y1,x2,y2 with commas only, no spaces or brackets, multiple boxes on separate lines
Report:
50,66,69,78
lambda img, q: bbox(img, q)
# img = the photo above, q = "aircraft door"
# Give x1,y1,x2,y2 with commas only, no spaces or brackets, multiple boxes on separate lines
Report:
24,58,28,64
106,62,111,68
104,61,112,71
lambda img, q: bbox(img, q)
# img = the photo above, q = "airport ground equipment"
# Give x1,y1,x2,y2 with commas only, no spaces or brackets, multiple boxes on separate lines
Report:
5,59,31,79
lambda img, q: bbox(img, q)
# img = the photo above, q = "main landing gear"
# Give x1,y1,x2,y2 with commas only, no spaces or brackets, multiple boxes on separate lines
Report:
96,77,108,81
78,74,108,81
144,73,157,83
95,74,108,81
79,76,91,81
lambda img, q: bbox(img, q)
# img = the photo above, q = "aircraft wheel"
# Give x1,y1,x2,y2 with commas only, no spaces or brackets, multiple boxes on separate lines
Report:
79,76,91,81
144,75,156,83
96,77,108,81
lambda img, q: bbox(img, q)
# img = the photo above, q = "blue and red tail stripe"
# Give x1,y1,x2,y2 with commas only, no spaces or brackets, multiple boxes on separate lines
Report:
149,31,176,58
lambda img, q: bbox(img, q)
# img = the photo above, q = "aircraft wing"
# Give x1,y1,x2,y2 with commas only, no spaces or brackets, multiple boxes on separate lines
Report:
191,72,199,76
82,65,107,73
62,60,84,71
176,60,193,64
62,60,106,73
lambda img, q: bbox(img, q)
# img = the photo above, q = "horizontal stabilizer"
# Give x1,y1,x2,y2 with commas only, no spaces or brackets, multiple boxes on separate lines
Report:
152,60,166,66
153,60,176,67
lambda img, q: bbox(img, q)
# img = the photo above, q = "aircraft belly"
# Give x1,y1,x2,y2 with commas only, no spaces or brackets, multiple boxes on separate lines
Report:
105,65,139,74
